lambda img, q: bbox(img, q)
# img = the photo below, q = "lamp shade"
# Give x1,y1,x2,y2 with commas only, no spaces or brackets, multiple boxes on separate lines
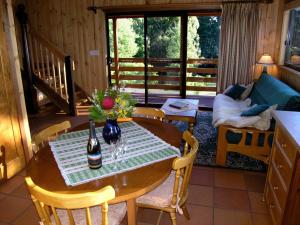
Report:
258,54,274,64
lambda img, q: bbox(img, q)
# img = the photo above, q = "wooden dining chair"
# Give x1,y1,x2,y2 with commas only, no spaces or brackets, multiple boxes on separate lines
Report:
137,130,199,225
133,107,165,121
32,120,71,154
25,176,127,225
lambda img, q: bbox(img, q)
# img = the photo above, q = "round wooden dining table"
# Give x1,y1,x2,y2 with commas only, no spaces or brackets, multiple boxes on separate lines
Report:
27,117,182,225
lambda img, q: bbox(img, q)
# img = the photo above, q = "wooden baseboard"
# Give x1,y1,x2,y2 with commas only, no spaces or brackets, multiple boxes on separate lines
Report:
6,157,25,179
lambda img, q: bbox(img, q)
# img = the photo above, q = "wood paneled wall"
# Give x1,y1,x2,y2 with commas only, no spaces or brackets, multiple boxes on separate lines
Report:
256,0,285,78
21,0,283,93
0,0,27,178
22,0,108,95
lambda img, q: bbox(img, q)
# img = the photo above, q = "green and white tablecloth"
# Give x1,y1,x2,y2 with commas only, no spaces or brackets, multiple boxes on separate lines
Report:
49,121,180,186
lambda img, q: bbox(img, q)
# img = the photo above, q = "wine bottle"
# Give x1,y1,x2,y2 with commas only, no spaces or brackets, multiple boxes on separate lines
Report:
87,119,102,169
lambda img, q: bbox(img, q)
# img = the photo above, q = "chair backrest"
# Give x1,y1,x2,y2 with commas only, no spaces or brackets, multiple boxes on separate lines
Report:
133,107,165,121
171,131,199,206
25,177,115,225
32,121,71,153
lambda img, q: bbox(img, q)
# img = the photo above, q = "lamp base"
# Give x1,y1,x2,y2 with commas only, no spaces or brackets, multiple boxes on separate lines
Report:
262,65,268,74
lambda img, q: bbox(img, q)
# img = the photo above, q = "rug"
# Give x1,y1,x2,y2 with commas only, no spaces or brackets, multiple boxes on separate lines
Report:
172,111,267,171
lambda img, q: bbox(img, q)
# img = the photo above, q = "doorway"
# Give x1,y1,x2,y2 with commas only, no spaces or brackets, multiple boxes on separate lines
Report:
106,11,221,106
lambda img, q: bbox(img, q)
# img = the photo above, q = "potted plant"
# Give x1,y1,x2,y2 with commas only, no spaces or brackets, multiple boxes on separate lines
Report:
89,86,137,144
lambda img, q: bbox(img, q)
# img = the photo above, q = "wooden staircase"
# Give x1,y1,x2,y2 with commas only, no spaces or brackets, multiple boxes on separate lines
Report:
17,5,77,116
74,85,92,116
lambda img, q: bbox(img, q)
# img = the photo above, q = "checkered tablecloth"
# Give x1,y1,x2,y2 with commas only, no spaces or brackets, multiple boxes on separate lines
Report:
49,121,180,186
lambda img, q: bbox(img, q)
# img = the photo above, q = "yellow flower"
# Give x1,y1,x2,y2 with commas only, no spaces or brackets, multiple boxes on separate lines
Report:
120,100,127,107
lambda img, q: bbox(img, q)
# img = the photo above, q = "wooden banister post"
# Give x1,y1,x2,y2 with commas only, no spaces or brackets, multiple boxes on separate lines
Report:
16,4,39,114
65,56,76,116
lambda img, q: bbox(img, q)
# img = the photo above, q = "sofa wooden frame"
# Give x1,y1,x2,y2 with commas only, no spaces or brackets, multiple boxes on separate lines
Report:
216,124,274,166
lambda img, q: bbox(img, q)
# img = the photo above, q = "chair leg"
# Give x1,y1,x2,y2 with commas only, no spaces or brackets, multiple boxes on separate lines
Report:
216,147,227,166
156,210,163,225
181,204,190,220
169,212,177,225
216,126,227,166
188,122,194,133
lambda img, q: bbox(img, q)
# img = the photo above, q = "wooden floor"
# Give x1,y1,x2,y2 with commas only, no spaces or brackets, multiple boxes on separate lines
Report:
0,167,270,225
29,94,214,135
28,103,89,134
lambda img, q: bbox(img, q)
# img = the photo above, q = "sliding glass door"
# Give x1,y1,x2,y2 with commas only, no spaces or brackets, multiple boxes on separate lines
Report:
107,16,146,104
106,12,220,105
186,14,220,98
145,15,183,104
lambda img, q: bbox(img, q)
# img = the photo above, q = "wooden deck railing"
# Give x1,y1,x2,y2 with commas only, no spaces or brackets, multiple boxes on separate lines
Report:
110,57,217,93
28,29,76,115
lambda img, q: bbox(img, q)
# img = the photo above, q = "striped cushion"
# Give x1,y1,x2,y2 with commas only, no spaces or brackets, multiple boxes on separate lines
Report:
50,202,126,225
137,171,182,208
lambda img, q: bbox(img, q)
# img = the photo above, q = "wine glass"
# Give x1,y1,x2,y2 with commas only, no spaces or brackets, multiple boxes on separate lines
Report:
119,137,128,164
110,140,119,171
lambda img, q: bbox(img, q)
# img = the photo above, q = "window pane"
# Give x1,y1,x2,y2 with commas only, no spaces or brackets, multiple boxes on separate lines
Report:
285,8,300,70
108,18,145,103
147,16,181,101
187,16,220,97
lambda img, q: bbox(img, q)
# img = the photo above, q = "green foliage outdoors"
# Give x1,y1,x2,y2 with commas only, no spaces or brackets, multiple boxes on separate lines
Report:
132,18,144,58
109,16,220,60
198,16,220,58
187,17,200,59
109,19,138,58
108,16,220,92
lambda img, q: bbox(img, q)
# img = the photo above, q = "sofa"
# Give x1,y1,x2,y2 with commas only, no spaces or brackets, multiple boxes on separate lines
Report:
214,73,300,166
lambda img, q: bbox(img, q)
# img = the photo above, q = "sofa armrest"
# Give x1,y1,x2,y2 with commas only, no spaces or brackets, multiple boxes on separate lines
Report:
219,125,273,147
216,125,274,166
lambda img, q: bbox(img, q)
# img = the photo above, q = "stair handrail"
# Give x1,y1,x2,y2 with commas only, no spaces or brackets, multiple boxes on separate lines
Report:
29,29,66,61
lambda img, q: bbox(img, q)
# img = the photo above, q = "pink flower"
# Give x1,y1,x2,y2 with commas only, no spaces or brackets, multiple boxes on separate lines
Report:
101,96,115,110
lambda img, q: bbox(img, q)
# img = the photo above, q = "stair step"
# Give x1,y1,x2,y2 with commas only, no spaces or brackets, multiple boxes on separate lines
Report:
76,104,91,116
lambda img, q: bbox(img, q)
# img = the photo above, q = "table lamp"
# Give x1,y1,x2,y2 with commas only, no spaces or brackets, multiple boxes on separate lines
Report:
258,54,274,74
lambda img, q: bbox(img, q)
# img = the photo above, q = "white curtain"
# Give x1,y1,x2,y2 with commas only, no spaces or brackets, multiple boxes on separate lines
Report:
217,2,259,92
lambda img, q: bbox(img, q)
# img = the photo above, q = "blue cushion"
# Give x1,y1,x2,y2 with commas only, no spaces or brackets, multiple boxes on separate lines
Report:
225,84,246,100
285,96,300,111
250,74,300,111
241,104,269,117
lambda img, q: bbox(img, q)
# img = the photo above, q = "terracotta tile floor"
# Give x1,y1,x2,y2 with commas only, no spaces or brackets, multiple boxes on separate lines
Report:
0,166,270,225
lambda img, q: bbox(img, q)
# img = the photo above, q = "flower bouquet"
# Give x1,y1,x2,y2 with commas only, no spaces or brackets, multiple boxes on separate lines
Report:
89,86,137,144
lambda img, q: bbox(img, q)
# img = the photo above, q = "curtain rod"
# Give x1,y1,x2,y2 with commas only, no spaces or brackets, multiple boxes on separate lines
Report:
222,0,273,3
87,0,272,13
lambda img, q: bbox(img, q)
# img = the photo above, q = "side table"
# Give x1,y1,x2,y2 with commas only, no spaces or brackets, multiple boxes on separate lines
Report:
161,98,199,132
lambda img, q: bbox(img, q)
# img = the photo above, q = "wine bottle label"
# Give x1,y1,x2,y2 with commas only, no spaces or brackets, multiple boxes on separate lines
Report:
88,154,102,169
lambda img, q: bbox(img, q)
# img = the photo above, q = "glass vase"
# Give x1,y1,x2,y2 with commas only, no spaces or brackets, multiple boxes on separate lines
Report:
102,119,121,144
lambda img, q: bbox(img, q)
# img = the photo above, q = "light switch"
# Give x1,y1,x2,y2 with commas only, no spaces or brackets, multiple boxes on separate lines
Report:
89,50,99,56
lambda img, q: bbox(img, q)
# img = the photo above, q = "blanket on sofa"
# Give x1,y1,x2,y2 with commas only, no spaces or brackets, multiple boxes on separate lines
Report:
212,94,275,130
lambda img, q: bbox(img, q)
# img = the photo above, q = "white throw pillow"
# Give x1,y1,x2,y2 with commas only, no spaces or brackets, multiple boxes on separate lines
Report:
240,83,254,100
253,104,277,130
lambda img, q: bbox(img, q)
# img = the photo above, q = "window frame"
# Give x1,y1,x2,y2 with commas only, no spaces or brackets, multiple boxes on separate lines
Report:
105,10,221,105
284,7,300,72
